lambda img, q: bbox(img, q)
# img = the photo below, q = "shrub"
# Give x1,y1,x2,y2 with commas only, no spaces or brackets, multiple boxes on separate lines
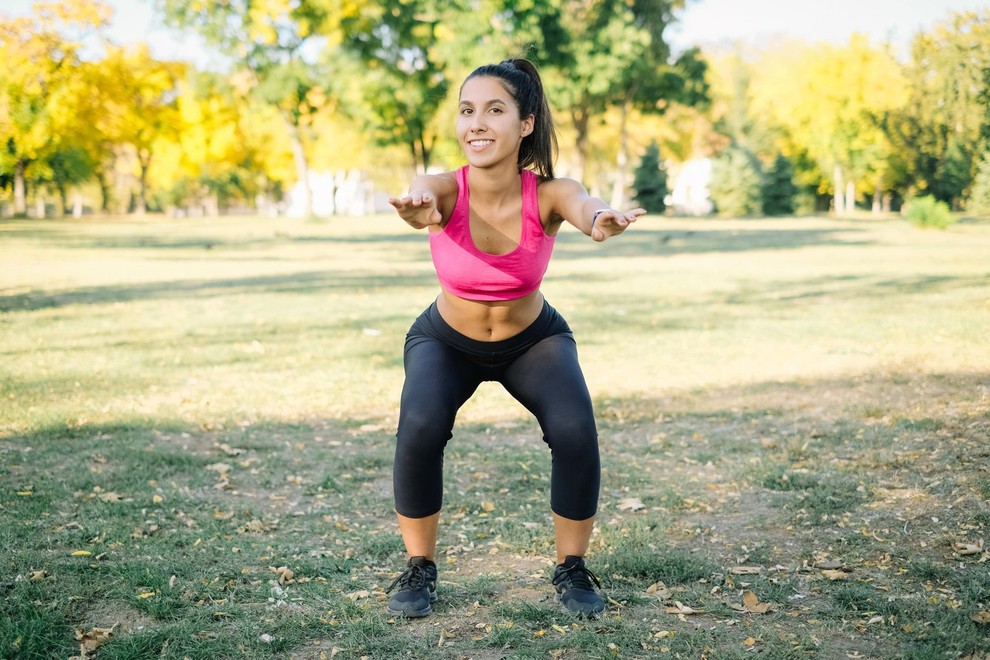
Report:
903,195,956,229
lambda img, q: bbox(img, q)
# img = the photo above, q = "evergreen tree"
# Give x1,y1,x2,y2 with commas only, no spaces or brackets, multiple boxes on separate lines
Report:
710,145,763,217
968,151,990,216
760,154,798,216
632,141,667,213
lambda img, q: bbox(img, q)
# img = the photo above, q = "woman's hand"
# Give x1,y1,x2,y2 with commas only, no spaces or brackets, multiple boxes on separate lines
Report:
590,208,646,242
388,192,443,229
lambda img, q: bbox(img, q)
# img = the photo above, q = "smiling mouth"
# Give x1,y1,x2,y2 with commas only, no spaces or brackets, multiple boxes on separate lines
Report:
468,139,493,148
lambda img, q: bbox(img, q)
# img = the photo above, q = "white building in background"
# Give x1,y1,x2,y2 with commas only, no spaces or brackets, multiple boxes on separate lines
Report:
667,158,714,216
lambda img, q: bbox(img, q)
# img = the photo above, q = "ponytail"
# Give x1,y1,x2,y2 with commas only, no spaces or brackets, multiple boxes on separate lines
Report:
463,58,558,180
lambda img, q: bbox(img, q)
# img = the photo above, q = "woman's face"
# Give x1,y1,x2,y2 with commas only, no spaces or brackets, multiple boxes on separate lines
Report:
457,76,534,168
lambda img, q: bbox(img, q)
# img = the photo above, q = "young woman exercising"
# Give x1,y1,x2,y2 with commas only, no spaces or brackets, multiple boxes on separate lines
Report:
386,58,644,618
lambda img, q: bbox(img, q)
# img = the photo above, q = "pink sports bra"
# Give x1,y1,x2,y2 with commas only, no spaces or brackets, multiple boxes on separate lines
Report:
429,166,555,301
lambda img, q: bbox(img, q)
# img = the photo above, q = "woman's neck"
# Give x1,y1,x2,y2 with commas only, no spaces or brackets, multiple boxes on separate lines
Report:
466,162,522,206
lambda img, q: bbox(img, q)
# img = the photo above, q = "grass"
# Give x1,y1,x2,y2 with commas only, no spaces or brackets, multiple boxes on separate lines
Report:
2,213,989,659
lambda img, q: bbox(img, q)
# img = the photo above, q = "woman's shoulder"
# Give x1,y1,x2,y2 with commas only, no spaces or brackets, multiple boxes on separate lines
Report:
536,176,587,204
408,170,459,200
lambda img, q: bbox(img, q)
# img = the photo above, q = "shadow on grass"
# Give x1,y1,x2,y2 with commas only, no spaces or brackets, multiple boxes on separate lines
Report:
552,223,876,259
0,270,440,312
2,369,988,659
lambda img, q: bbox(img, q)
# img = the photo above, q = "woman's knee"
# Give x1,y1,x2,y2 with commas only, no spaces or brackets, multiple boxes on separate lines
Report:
542,412,598,453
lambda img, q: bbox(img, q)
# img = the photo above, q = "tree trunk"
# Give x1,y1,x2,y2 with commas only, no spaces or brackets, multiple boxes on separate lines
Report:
871,188,881,214
14,159,27,217
136,150,151,215
284,113,312,218
72,192,83,218
609,98,631,209
832,164,844,214
58,183,69,216
845,180,856,214
571,108,590,187
95,170,111,213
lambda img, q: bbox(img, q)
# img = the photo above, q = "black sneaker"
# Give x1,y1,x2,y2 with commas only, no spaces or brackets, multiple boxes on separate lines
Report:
385,556,437,618
552,555,605,616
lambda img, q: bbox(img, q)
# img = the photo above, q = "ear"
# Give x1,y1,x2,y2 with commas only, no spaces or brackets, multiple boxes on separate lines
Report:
521,114,535,137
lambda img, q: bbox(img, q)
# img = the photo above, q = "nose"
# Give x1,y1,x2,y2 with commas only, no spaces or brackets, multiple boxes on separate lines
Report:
469,113,487,132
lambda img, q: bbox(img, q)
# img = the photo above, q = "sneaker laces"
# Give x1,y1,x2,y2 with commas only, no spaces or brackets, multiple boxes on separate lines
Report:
553,562,602,591
386,564,430,594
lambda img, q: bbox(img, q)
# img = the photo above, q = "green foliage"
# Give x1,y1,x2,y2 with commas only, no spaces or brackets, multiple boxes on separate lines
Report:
710,145,763,216
632,141,667,213
760,154,798,216
967,151,990,216
901,11,990,209
904,195,956,229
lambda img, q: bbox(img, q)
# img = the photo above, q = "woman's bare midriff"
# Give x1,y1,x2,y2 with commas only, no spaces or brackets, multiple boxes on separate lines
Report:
435,289,545,342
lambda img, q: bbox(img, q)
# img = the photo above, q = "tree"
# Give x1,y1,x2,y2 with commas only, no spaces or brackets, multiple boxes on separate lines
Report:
900,10,990,208
158,0,336,217
151,71,269,214
98,44,184,214
968,151,990,216
760,154,798,216
632,141,666,213
0,0,110,216
710,145,762,217
750,35,907,215
546,0,704,198
334,1,449,175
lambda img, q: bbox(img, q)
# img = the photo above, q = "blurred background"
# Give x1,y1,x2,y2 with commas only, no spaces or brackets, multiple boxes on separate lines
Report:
2,0,989,222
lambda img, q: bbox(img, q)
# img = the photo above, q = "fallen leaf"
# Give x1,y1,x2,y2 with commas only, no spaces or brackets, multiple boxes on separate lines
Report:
971,611,990,624
533,629,547,638
729,566,762,575
345,590,370,601
74,625,116,654
97,491,123,503
741,590,771,614
29,570,49,581
481,501,495,512
646,582,671,598
821,569,848,580
137,591,156,599
551,624,568,634
743,637,758,647
953,540,984,556
664,601,702,615
617,497,646,512
70,550,92,557
273,566,295,585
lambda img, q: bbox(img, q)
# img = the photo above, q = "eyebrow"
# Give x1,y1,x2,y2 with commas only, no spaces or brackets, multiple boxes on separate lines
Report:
459,98,509,107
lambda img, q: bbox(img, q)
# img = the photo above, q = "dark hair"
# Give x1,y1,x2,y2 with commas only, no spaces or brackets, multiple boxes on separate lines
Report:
463,58,558,180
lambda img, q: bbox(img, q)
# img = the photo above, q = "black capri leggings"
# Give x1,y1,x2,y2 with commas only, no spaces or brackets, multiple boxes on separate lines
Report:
393,300,600,521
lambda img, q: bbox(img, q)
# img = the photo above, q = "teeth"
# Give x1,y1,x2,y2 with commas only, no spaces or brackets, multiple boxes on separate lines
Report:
470,140,493,146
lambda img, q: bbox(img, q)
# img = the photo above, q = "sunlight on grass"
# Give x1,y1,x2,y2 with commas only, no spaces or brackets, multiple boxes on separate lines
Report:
2,214,989,658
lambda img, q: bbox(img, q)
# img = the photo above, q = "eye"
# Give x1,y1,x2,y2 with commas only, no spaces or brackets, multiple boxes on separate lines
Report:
459,107,473,115
489,107,502,114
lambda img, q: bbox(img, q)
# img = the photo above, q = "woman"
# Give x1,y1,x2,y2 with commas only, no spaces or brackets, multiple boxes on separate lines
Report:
386,58,644,618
